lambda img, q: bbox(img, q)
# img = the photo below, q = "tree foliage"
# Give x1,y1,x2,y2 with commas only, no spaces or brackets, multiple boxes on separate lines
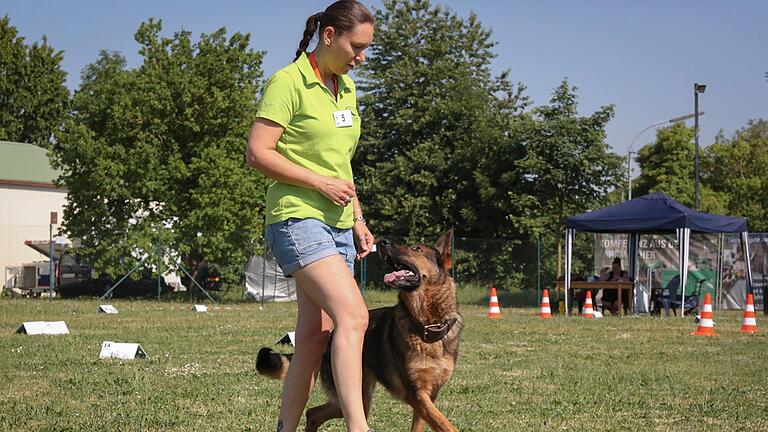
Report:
355,0,624,286
509,81,623,238
0,15,68,147
50,20,267,284
633,122,726,213
355,0,528,241
703,119,768,230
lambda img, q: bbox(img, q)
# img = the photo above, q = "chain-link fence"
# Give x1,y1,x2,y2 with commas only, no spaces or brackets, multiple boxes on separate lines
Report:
240,234,555,308
1,225,259,302
7,225,765,314
81,232,259,302
0,228,613,309
353,235,553,308
356,235,550,292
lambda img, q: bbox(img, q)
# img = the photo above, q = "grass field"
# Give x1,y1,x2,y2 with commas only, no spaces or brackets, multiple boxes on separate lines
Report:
1,286,766,431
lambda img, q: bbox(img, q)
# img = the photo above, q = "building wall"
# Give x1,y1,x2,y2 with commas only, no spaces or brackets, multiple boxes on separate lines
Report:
0,184,67,287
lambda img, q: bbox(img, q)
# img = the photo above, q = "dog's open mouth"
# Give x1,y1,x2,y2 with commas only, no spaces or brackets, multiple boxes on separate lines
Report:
382,255,420,286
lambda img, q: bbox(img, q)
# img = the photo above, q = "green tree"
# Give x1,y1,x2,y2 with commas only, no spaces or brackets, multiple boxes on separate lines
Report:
50,20,267,286
355,1,622,287
510,80,624,238
703,119,768,230
355,0,527,241
0,15,68,147
633,122,726,213
507,81,624,281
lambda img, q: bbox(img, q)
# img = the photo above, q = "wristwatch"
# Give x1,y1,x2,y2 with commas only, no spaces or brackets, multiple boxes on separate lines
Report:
353,214,366,224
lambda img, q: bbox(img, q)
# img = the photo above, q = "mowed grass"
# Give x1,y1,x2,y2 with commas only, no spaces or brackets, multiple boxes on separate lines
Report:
1,287,767,432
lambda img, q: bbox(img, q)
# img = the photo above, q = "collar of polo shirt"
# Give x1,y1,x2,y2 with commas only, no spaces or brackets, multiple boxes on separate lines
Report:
296,52,353,99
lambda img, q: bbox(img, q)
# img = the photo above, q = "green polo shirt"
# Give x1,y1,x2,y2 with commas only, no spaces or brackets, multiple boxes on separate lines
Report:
257,52,361,228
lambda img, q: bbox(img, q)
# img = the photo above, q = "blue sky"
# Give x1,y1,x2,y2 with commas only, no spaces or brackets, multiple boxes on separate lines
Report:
4,0,767,172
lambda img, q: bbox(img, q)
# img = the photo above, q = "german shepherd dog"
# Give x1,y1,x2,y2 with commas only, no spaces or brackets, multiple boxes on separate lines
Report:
256,230,462,432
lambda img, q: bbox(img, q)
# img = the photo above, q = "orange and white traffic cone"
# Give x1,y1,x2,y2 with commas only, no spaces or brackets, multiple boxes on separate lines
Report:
582,291,594,318
539,289,552,318
741,293,758,333
487,287,501,319
692,292,718,336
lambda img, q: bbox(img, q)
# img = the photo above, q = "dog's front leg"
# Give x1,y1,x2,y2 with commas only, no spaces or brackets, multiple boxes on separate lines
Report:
305,403,342,432
410,412,426,432
407,392,457,432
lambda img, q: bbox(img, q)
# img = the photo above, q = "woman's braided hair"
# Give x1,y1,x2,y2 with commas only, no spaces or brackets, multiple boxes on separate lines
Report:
294,0,374,62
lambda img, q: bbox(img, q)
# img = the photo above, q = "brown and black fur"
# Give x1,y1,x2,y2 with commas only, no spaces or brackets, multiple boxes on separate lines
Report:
256,230,463,432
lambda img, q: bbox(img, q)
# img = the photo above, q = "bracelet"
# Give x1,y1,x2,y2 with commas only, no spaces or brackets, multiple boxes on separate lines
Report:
353,214,366,223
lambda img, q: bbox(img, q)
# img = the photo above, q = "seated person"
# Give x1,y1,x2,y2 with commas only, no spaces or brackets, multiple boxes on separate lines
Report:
600,257,630,315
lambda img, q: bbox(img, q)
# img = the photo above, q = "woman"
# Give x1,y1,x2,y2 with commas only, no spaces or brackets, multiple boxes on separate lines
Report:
600,257,629,315
246,2,375,431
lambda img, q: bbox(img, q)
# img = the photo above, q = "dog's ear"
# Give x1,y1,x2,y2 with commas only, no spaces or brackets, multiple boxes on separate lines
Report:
433,229,454,271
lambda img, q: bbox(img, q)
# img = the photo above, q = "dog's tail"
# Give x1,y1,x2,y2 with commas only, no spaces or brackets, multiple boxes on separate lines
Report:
256,347,292,380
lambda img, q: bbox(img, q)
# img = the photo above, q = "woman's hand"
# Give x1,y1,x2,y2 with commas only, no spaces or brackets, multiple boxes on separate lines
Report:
247,120,356,207
353,221,374,260
315,176,357,207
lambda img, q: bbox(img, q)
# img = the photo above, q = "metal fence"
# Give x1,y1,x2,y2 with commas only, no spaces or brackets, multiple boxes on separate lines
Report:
1,227,257,302
356,235,552,293
7,228,763,314
1,231,563,306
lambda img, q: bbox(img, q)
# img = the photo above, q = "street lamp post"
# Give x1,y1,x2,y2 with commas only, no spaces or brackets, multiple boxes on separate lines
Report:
694,83,706,210
627,112,703,201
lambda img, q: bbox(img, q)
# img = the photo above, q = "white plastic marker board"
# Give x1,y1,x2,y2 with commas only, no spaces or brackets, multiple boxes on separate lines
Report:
193,304,208,312
98,304,119,314
99,341,148,360
16,321,69,335
276,331,296,346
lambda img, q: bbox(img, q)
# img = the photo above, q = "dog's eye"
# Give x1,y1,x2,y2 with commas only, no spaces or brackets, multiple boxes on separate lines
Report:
411,246,422,252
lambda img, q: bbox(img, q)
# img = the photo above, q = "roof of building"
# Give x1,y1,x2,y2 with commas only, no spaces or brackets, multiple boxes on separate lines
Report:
0,140,63,186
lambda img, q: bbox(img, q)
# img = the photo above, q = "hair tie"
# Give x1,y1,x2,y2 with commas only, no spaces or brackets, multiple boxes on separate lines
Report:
316,11,323,23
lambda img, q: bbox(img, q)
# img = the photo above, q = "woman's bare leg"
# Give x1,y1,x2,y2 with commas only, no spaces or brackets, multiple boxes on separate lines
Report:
293,255,370,432
277,284,333,432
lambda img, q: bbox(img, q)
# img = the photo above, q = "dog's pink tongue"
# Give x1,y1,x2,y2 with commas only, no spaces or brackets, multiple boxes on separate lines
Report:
384,270,410,284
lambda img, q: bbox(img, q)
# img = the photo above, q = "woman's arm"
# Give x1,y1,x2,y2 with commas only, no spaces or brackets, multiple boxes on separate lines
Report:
246,118,356,207
350,198,374,259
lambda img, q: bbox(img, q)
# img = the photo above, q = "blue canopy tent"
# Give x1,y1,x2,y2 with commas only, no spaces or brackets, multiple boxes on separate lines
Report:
564,193,753,316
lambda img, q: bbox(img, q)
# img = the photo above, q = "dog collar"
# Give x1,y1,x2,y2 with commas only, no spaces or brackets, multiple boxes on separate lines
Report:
415,318,458,343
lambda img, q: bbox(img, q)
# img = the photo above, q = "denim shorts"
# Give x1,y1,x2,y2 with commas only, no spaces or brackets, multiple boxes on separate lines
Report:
265,218,355,276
